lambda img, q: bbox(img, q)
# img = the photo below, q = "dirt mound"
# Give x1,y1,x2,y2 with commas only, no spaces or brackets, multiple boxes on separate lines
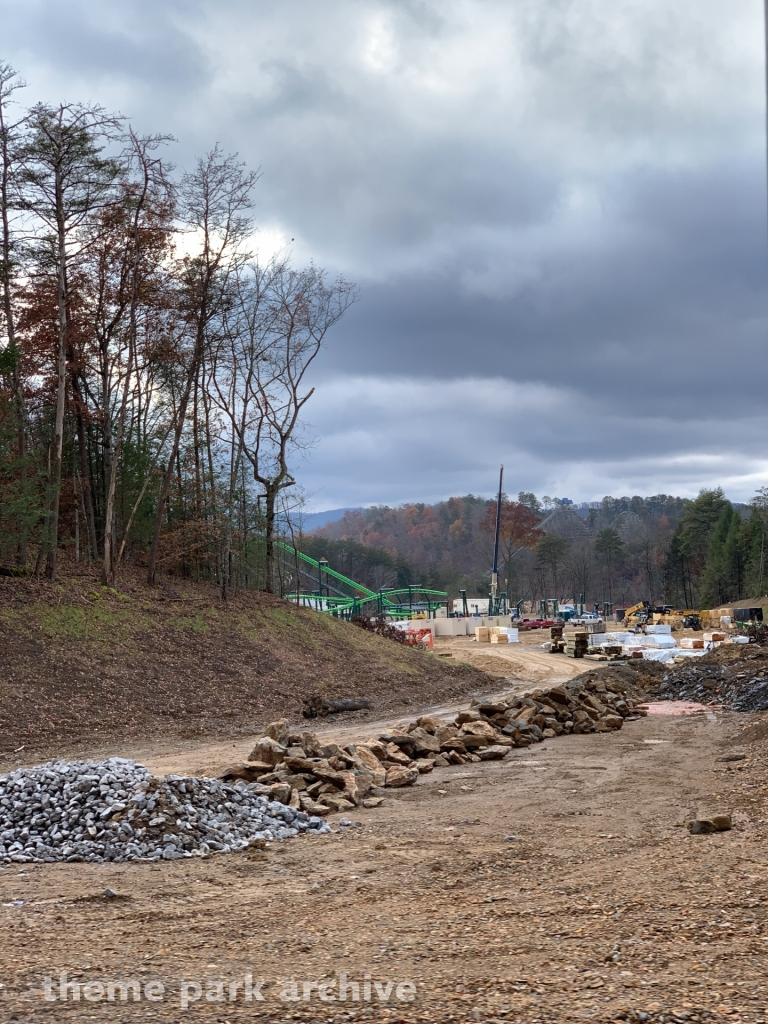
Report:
0,570,496,765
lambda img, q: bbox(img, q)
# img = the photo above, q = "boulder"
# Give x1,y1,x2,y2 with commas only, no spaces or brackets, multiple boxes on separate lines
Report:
385,744,413,766
601,715,624,731
267,782,292,804
385,765,419,788
337,770,361,805
476,745,510,761
435,725,459,744
455,710,482,725
460,721,497,741
362,797,384,809
300,796,330,816
413,759,435,774
353,746,388,785
365,739,389,761
408,728,441,755
248,737,288,766
302,732,324,757
416,715,446,733
264,718,291,745
323,796,356,813
688,815,731,835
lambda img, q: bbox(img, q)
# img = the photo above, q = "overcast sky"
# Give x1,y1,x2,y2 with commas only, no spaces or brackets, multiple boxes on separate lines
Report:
3,0,767,509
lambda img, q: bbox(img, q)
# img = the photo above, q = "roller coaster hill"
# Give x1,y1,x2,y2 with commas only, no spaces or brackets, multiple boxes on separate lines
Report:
276,541,447,619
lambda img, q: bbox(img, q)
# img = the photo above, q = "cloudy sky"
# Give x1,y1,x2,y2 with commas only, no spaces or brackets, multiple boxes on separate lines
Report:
3,0,767,509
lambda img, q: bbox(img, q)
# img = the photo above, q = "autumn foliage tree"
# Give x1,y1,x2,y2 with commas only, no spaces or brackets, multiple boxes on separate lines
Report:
0,59,354,589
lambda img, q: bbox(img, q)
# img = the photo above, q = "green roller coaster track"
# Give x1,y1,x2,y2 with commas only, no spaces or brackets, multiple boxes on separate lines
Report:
275,541,447,619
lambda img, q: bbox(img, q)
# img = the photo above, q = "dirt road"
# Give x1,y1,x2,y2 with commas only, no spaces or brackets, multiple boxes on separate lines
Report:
3,699,768,1023
434,632,588,687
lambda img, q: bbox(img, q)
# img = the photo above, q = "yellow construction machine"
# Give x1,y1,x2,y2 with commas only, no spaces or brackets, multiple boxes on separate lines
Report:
622,601,651,628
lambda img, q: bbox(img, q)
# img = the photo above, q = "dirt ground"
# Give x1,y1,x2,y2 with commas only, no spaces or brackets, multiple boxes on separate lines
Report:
433,632,590,687
3,677,768,1023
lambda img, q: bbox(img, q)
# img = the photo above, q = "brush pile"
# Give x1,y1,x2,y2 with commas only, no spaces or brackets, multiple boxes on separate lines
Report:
224,678,645,814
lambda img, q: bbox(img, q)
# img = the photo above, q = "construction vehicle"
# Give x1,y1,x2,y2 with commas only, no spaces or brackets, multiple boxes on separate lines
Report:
622,601,652,629
403,627,433,651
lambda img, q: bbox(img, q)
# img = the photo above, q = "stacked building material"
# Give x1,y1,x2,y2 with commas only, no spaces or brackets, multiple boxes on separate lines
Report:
564,629,588,658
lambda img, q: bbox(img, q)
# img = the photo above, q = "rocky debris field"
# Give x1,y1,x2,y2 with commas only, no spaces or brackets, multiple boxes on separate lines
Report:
224,677,646,815
652,645,768,711
0,757,329,864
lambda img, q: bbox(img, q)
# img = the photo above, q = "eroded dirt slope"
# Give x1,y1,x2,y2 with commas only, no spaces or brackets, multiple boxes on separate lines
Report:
0,570,494,765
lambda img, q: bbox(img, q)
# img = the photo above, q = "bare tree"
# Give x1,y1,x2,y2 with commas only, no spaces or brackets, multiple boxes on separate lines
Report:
0,63,28,565
17,102,123,579
101,130,174,583
146,147,257,586
226,262,356,592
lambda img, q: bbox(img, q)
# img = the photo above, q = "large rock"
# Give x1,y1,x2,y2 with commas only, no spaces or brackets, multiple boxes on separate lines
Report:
688,815,731,835
415,715,446,733
476,745,510,761
435,725,459,745
248,737,288,766
385,744,413,766
385,765,419,788
461,721,497,741
353,746,387,786
413,758,435,774
600,714,623,731
364,739,389,761
302,732,324,757
337,770,361,805
300,796,330,816
407,727,441,755
441,737,467,754
264,718,291,745
323,795,356,813
267,782,292,804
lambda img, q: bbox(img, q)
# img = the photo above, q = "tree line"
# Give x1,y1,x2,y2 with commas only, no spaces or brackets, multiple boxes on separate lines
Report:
315,489,768,610
0,62,355,592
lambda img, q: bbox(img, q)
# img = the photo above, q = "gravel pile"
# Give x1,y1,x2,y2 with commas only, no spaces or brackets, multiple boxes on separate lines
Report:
0,757,330,864
654,650,768,711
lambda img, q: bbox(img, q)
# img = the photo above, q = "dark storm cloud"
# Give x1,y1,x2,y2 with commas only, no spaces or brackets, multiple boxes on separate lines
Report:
2,0,766,504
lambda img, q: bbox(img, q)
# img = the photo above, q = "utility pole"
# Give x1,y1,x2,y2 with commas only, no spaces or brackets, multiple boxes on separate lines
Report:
490,465,504,615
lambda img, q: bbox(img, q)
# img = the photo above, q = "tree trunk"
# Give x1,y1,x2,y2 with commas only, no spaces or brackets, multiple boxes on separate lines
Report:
264,482,277,594
147,335,203,586
71,379,98,560
45,214,68,581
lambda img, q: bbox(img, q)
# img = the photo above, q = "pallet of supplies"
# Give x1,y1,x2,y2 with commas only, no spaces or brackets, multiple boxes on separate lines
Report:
475,626,491,642
679,637,705,650
703,632,727,643
564,629,588,658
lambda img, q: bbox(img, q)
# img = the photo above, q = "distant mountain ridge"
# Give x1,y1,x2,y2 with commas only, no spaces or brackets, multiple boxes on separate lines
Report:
300,507,365,532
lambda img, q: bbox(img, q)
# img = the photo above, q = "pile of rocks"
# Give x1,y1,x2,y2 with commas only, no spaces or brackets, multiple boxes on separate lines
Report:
226,678,644,813
0,757,330,864
654,650,768,711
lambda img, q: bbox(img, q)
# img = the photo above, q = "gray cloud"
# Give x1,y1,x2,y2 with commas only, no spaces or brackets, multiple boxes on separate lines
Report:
2,0,767,506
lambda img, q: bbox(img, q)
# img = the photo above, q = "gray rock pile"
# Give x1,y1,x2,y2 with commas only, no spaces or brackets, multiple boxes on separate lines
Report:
0,757,330,864
224,678,644,812
655,651,768,711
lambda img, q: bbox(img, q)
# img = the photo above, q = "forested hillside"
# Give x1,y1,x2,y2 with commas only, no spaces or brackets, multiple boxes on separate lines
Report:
314,490,768,609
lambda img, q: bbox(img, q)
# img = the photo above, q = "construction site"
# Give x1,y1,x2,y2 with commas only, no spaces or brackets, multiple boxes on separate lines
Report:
2,558,768,1024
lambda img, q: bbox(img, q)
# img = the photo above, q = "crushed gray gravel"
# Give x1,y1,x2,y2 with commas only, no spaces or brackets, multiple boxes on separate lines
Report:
0,757,330,864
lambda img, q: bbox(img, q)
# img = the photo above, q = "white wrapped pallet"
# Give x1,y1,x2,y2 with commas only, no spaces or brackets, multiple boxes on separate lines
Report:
646,624,672,634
